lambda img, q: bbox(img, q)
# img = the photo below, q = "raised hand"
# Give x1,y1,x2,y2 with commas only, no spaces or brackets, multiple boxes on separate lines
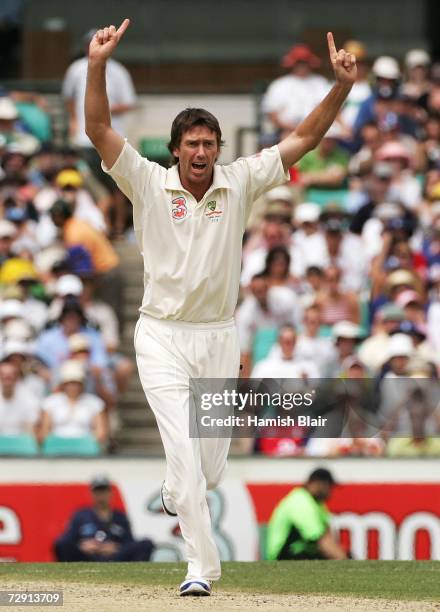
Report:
327,32,357,85
89,18,130,62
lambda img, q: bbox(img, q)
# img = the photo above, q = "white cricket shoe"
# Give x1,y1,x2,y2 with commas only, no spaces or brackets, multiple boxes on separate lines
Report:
160,481,177,517
179,579,211,596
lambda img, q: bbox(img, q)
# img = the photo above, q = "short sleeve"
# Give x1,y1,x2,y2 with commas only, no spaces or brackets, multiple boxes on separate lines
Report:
102,141,161,249
86,394,105,416
231,146,290,220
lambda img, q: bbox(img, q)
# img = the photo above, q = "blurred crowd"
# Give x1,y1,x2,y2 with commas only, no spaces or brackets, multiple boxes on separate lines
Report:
0,56,136,453
237,41,440,458
1,37,440,458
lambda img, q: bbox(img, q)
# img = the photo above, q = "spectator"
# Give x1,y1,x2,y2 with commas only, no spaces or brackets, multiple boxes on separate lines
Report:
261,44,329,144
0,360,39,436
294,305,336,375
297,123,349,191
0,219,17,265
266,468,347,560
0,97,39,156
358,303,404,372
1,339,48,399
36,299,108,372
251,324,319,379
236,274,302,376
290,203,327,278
62,29,137,237
39,359,107,445
262,246,297,290
54,475,154,561
324,320,364,376
241,219,291,287
49,199,123,328
375,141,422,210
314,265,360,326
402,49,432,102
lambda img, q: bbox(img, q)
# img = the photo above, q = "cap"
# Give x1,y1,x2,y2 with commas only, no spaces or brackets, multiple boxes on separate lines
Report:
282,44,321,69
59,359,86,384
343,40,368,61
307,468,337,485
372,162,393,180
0,258,38,284
0,219,17,239
68,333,91,353
90,475,112,491
372,56,401,80
55,169,83,189
405,49,430,69
378,303,405,322
5,207,27,223
0,299,24,320
376,141,411,163
333,321,363,339
0,97,18,120
341,355,367,370
55,274,84,297
385,269,417,291
265,185,294,204
374,202,402,220
395,289,422,308
3,319,33,341
294,202,320,224
2,339,31,359
387,333,413,359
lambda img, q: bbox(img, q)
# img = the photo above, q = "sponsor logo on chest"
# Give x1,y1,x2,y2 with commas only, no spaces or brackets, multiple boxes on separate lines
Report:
171,196,188,221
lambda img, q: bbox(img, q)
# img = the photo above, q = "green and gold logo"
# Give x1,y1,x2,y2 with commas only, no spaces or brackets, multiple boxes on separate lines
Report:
207,200,216,211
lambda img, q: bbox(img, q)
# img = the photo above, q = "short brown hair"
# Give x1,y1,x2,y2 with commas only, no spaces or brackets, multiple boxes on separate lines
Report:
168,108,224,164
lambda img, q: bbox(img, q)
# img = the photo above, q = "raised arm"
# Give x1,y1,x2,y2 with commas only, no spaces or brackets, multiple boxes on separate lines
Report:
278,32,357,170
85,18,131,169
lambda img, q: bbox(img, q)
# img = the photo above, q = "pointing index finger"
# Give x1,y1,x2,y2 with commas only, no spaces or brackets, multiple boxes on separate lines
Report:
116,18,130,38
327,31,337,59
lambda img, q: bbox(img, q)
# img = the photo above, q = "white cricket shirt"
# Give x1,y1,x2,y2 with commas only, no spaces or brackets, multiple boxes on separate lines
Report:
104,142,288,323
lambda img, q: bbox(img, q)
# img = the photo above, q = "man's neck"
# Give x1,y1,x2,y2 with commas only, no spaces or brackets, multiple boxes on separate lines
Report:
178,169,214,202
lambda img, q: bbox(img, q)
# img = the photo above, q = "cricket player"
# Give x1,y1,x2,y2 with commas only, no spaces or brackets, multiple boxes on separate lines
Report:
85,18,356,596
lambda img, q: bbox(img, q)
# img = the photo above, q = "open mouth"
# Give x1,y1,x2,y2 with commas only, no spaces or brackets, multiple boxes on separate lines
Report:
192,162,207,171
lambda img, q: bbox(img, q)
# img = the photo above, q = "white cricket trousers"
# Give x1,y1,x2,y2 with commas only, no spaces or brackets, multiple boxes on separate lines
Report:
134,313,240,580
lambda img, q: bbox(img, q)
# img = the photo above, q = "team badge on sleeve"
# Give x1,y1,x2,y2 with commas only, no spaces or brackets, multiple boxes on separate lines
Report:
171,196,188,221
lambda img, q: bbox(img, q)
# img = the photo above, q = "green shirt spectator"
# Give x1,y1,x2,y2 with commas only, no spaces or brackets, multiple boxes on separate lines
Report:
266,467,347,560
266,486,330,559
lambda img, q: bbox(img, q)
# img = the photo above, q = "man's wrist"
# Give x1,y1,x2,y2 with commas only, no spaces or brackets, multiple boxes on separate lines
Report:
88,57,108,70
333,81,353,95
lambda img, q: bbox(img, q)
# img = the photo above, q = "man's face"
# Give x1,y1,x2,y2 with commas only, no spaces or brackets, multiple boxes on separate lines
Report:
279,329,296,359
310,480,332,502
92,487,112,507
0,362,18,389
250,277,268,305
173,126,219,188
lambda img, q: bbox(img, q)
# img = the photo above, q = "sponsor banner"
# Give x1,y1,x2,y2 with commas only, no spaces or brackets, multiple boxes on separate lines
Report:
0,477,439,561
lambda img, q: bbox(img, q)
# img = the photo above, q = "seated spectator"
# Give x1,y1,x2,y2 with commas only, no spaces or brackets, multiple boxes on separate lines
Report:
236,274,302,376
241,219,292,287
294,305,336,375
427,264,440,359
262,246,297,290
36,298,108,372
0,219,17,265
0,360,40,436
50,199,123,329
402,49,432,102
1,339,48,399
0,97,40,156
290,203,327,278
314,265,360,326
54,475,154,562
358,303,404,373
375,141,422,210
251,324,319,379
324,320,364,376
39,359,107,445
261,44,330,145
297,123,349,191
266,468,347,560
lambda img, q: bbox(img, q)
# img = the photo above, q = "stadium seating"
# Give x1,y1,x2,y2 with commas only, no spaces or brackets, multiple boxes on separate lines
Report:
42,435,101,457
0,434,39,456
139,137,170,167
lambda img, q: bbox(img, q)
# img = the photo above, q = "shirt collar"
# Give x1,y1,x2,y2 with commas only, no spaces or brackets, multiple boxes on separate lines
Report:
164,163,231,192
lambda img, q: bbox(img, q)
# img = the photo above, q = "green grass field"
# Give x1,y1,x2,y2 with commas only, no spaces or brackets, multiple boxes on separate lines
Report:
1,561,439,602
